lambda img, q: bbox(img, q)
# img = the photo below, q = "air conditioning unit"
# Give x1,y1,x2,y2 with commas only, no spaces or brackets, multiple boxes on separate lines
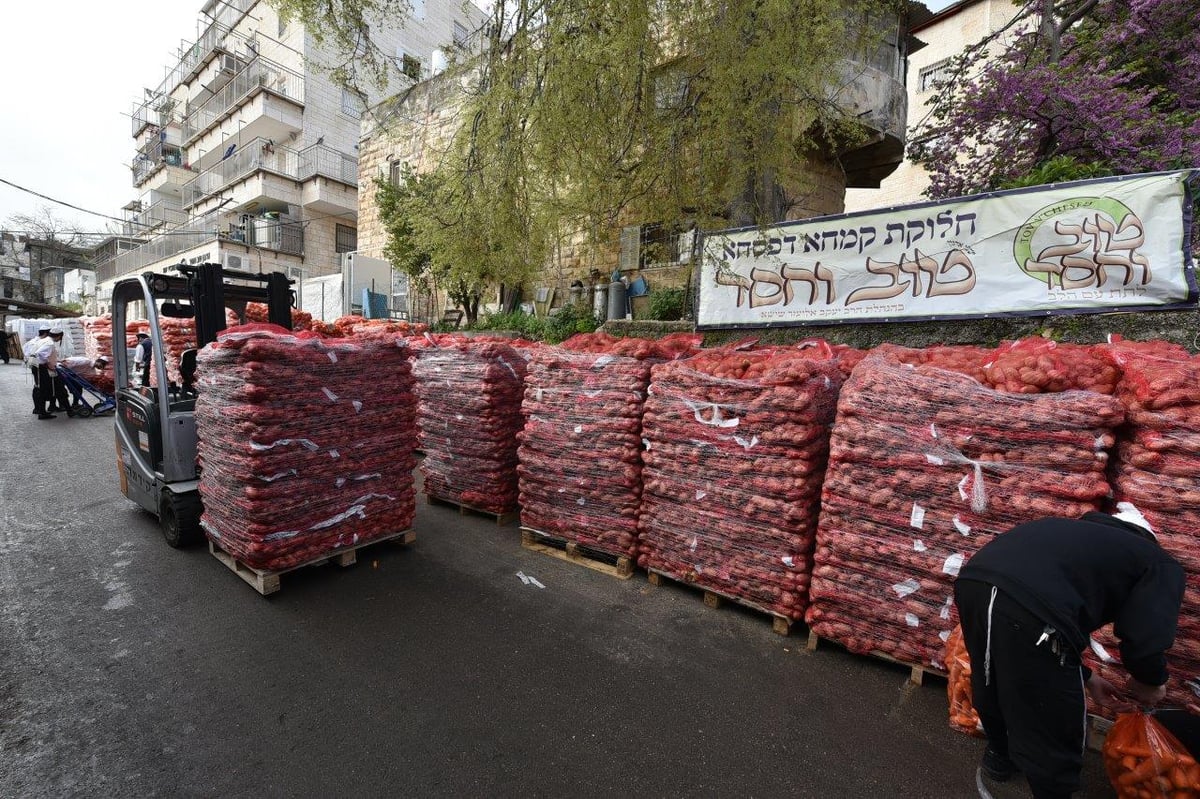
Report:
218,54,243,75
223,253,245,271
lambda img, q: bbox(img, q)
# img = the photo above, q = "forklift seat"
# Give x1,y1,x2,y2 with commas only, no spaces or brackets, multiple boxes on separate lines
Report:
180,349,198,398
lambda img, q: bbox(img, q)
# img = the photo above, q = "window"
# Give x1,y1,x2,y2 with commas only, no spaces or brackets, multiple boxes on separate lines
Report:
918,58,954,93
278,13,287,36
342,87,362,119
389,159,403,185
335,224,358,254
400,53,422,81
412,0,425,20
453,21,469,48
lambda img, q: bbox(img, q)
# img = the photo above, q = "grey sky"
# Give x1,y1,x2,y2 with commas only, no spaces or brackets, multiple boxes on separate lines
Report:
0,0,960,239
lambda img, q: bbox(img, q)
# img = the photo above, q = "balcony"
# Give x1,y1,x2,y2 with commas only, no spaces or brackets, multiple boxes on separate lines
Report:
122,197,187,236
132,136,190,187
131,4,256,137
97,210,305,284
98,213,221,283
182,137,357,212
181,56,304,146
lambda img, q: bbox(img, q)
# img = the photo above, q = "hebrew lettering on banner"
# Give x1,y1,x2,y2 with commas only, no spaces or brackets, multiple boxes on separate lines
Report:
697,170,1194,328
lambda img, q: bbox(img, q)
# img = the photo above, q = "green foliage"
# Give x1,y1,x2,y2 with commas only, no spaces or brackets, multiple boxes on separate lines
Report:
270,0,412,94
995,156,1113,191
647,287,687,321
469,303,599,343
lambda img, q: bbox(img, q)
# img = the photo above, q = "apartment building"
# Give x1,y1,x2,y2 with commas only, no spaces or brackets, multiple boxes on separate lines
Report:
844,0,1022,214
96,0,486,313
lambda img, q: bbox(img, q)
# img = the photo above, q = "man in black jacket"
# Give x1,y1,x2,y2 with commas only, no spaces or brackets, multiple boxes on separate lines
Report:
955,509,1184,799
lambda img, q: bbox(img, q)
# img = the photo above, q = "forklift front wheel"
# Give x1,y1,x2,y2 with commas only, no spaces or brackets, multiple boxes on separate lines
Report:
160,490,204,549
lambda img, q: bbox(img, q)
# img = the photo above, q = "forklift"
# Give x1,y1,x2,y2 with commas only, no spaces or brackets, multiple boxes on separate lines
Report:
111,263,294,547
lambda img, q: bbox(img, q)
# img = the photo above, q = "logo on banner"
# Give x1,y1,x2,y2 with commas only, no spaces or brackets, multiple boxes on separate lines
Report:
1013,197,1151,290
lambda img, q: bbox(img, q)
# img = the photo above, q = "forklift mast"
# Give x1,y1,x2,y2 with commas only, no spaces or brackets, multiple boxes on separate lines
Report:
111,262,295,547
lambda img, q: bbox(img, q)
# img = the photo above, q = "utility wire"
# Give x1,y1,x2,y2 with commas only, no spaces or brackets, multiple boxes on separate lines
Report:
0,177,131,225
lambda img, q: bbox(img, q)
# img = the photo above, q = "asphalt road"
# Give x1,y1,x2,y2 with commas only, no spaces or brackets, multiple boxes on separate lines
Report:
0,361,1117,798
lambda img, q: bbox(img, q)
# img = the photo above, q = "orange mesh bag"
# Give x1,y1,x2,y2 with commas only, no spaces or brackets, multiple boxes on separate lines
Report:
1103,711,1200,798
945,625,984,737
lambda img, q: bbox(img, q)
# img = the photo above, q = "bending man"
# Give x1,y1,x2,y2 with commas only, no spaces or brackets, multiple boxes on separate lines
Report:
955,507,1184,799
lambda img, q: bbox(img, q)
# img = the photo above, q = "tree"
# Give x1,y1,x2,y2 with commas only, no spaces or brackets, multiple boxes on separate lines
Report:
279,0,906,315
913,0,1200,199
3,206,91,303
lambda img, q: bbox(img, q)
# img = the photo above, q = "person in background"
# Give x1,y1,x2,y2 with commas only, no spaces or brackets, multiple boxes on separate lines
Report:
955,507,1184,799
1,330,10,365
26,327,59,419
133,332,153,387
45,328,73,416
22,325,52,416
59,355,109,412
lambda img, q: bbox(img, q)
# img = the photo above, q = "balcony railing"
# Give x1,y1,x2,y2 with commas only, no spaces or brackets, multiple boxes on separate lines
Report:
123,197,187,236
182,137,358,208
98,213,221,283
181,56,304,144
298,143,358,185
132,139,189,186
131,3,257,136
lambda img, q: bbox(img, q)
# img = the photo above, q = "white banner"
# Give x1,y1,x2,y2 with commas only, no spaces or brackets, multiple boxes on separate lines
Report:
698,171,1197,328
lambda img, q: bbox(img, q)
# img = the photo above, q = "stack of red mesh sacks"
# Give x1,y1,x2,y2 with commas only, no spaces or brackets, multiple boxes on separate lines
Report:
638,342,844,621
244,302,316,333
808,340,1125,670
80,316,115,393
195,324,417,570
1087,338,1200,710
413,338,528,514
517,332,700,559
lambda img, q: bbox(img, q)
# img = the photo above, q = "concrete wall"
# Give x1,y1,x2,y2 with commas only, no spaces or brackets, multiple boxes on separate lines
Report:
844,0,1023,213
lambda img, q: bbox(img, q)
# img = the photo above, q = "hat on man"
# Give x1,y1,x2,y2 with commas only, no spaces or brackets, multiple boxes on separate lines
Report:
136,332,149,340
49,327,63,337
37,325,51,335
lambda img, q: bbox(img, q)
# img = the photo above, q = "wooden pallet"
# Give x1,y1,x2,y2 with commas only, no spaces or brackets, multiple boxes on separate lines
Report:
425,493,518,525
646,569,794,636
519,528,634,580
209,529,416,596
805,631,944,686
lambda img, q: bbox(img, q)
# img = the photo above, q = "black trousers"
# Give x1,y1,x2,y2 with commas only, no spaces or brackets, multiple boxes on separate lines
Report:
30,365,43,412
39,365,68,411
955,579,1087,799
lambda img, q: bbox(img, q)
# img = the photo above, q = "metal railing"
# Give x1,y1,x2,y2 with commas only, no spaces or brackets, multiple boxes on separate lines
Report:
182,137,357,208
181,55,304,144
99,212,221,283
130,6,257,136
297,143,358,185
123,197,187,236
131,139,188,186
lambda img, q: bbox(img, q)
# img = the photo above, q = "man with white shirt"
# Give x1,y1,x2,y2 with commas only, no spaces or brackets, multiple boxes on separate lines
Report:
23,326,58,419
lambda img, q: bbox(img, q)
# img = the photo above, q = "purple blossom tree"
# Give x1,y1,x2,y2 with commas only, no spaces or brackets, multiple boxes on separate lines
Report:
913,0,1200,200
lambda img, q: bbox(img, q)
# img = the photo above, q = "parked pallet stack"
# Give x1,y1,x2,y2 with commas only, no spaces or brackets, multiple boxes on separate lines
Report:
195,324,417,574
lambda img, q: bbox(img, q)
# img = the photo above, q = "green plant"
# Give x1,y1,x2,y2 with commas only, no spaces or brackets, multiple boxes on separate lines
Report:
648,287,687,321
471,309,546,339
543,303,599,344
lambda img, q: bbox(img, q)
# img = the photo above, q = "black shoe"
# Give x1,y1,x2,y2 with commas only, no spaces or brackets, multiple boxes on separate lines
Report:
981,747,1018,782
37,413,56,420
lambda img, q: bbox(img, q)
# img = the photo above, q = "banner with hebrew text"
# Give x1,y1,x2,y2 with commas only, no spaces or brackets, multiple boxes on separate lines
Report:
697,171,1196,328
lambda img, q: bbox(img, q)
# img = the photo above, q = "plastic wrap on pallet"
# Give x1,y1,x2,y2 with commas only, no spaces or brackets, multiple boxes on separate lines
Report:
195,324,417,571
517,332,701,558
637,344,844,620
808,347,1124,670
413,339,528,514
1097,338,1200,712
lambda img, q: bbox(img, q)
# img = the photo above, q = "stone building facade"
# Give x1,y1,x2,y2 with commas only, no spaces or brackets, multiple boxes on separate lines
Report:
359,11,917,323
